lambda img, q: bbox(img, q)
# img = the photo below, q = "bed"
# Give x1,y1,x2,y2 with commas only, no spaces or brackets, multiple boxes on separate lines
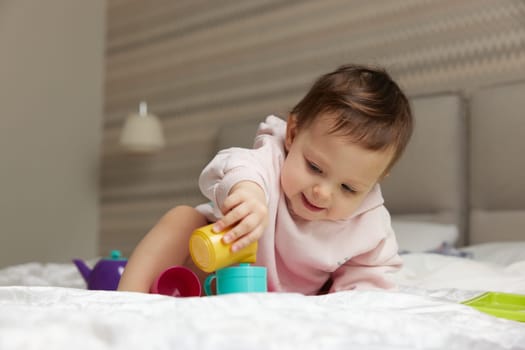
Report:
1,81,525,349
1,243,525,350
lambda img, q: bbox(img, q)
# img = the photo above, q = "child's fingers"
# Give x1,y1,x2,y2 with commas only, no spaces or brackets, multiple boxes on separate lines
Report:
216,202,251,233
220,191,244,213
212,193,244,232
222,211,259,243
213,186,268,242
231,225,264,252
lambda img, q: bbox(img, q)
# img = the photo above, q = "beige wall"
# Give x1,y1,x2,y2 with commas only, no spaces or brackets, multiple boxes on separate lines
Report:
0,0,105,267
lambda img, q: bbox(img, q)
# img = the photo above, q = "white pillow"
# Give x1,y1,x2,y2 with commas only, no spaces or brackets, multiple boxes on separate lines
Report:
459,241,525,266
392,220,459,252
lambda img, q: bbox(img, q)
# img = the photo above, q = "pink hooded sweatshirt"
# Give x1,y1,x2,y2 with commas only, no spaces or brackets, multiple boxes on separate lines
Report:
196,115,402,295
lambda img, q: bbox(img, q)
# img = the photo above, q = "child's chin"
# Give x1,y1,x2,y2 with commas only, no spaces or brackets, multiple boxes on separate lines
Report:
291,207,320,222
287,197,320,221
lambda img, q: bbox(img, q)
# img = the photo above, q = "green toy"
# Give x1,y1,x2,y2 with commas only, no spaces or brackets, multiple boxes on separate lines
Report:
462,292,525,322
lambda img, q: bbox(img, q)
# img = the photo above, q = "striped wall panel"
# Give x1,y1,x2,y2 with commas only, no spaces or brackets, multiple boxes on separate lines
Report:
101,0,525,256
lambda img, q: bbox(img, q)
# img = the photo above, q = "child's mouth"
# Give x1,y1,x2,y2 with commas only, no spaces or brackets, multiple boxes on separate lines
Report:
301,193,324,212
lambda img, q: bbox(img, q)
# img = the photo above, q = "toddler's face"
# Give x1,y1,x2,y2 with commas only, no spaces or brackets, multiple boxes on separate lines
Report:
280,114,393,221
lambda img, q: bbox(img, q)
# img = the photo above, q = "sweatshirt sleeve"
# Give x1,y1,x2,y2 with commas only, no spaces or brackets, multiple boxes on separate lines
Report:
329,217,403,292
198,146,271,217
198,115,286,217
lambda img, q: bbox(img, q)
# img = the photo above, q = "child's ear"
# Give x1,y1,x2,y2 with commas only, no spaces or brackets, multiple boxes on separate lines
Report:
285,114,298,151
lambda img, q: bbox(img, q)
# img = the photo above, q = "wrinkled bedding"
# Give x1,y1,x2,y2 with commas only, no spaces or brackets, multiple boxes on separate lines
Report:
1,253,525,350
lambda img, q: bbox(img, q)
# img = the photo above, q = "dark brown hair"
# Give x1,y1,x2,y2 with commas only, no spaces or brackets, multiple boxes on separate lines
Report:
291,64,413,174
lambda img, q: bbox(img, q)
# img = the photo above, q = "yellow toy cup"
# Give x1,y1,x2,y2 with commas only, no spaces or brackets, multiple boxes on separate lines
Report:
189,224,257,273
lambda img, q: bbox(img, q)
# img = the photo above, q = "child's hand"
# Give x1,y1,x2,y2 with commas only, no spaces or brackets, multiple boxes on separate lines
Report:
213,181,268,252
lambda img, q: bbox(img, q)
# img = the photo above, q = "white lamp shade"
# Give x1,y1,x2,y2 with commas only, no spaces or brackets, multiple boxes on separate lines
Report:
120,103,165,153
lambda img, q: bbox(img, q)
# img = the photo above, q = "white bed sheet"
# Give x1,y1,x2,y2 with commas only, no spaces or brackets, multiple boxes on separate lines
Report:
1,252,525,350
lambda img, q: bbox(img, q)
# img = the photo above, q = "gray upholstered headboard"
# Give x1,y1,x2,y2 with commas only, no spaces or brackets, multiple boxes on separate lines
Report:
215,83,525,246
469,81,525,244
381,94,467,244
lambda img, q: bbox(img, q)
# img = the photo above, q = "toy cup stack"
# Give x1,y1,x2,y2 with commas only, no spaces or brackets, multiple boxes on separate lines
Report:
189,224,267,295
150,224,267,297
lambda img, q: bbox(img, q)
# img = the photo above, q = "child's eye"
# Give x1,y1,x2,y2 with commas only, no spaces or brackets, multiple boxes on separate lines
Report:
307,161,322,174
341,184,356,193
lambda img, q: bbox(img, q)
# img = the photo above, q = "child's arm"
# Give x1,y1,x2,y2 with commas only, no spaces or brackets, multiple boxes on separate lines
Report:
198,146,273,252
117,205,208,293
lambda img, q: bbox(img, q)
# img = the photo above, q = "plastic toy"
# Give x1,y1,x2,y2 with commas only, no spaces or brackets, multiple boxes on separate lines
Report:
204,263,267,295
150,265,201,297
187,224,268,295
73,250,127,290
189,223,258,273
462,291,525,322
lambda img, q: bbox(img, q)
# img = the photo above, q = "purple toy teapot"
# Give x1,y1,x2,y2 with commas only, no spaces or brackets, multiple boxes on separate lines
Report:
73,250,127,290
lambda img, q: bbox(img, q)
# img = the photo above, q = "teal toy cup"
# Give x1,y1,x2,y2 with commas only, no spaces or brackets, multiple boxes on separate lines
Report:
204,263,267,295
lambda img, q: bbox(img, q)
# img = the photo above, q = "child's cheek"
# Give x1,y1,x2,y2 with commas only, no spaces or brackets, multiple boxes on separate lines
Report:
280,161,296,197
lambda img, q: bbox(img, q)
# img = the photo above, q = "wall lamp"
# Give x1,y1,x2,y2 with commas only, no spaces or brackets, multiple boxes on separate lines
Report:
119,101,165,154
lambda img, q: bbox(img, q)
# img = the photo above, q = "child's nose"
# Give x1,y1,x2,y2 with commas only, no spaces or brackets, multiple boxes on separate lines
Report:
312,183,331,201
